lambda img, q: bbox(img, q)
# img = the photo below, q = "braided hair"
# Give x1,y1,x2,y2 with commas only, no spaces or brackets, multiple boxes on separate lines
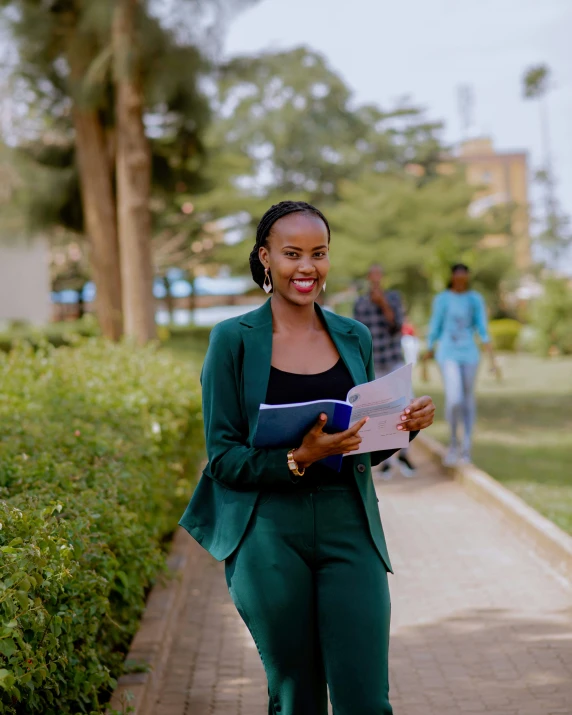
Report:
249,201,331,290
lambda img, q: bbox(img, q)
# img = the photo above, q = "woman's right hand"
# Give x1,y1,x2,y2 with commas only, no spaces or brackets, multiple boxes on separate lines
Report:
294,414,369,469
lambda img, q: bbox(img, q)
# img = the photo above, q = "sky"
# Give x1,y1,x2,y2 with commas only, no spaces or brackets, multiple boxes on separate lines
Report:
224,0,572,269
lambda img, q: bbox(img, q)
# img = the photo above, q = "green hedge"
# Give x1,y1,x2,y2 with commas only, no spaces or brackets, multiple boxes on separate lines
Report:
488,318,522,352
0,340,203,714
0,318,101,353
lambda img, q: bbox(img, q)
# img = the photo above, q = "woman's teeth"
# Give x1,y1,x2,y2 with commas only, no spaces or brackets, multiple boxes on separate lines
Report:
292,279,315,288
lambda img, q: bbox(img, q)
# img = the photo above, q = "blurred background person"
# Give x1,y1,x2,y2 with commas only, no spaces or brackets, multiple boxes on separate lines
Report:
401,316,420,366
354,264,416,477
424,263,499,467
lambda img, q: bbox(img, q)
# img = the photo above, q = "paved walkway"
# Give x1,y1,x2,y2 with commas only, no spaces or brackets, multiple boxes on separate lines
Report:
153,450,572,715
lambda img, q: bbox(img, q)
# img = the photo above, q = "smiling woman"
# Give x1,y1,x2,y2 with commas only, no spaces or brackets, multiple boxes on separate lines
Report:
179,200,436,715
248,200,331,298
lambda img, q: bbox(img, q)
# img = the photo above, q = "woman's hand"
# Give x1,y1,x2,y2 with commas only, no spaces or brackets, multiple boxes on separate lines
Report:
484,343,502,382
397,395,435,432
294,415,369,469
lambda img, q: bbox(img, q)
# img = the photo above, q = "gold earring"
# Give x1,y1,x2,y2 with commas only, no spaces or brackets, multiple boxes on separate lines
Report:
263,268,273,294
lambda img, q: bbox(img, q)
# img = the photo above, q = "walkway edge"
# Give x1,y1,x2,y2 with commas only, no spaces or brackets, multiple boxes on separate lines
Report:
416,434,572,584
107,528,196,715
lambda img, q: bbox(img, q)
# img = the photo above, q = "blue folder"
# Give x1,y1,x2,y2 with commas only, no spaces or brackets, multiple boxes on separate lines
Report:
253,399,353,472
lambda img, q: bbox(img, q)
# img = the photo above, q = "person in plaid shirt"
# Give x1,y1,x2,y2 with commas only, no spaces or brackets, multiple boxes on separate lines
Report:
353,264,416,477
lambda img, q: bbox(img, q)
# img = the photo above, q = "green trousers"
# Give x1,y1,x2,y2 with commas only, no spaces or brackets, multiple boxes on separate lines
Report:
225,484,393,715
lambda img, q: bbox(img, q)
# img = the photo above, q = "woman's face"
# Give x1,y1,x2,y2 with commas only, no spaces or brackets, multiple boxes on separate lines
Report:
451,269,469,292
259,213,330,307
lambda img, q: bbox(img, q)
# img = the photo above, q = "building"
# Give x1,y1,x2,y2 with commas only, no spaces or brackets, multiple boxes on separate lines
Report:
0,147,51,328
457,137,531,272
0,239,52,328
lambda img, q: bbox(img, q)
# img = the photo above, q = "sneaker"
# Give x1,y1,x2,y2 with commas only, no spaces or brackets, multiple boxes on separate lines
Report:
442,448,458,468
458,452,472,466
397,453,416,478
377,461,393,480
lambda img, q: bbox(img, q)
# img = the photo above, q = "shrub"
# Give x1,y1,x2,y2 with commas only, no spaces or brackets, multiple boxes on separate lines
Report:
0,340,203,714
488,318,522,352
531,278,572,356
0,317,101,353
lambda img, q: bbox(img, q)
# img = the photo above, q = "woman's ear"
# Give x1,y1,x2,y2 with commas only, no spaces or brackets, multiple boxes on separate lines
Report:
258,245,270,269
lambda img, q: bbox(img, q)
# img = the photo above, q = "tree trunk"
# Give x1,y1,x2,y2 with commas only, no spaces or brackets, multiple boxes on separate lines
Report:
162,275,174,323
113,0,156,344
72,109,123,340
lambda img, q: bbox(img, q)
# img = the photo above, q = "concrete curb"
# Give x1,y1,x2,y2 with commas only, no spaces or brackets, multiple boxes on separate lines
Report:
108,528,196,715
416,434,572,584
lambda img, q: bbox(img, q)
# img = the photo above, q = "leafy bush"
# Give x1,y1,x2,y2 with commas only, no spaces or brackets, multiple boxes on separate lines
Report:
532,278,572,355
0,340,203,714
0,317,101,353
488,318,522,352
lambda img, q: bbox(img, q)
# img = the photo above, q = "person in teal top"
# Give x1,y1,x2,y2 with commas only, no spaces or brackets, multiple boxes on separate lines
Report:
179,201,436,715
425,263,498,467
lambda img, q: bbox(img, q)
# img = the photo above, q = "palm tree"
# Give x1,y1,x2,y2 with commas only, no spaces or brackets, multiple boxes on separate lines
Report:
522,64,570,261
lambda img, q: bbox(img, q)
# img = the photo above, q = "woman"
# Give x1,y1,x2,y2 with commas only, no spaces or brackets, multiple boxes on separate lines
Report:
179,201,436,715
425,263,497,467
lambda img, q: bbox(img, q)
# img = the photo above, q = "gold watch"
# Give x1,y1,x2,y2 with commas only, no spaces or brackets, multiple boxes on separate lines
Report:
287,448,306,477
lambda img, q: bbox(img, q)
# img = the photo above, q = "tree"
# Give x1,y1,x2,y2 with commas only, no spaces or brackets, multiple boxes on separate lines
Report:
0,0,253,341
522,64,571,262
209,47,445,204
531,278,572,355
325,171,508,313
197,46,510,311
113,0,155,343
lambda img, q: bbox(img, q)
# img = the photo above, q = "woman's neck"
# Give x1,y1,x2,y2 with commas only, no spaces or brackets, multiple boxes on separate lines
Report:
270,294,320,334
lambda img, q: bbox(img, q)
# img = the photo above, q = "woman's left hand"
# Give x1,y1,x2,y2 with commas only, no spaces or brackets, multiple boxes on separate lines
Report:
397,395,435,432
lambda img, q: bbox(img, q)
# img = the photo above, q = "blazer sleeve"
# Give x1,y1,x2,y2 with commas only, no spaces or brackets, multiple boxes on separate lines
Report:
201,323,299,491
360,328,418,467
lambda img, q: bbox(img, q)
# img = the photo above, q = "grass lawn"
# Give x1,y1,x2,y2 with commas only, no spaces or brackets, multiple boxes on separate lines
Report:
414,353,572,535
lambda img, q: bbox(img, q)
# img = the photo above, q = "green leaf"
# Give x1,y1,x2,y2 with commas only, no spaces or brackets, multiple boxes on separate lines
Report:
15,591,29,610
0,639,17,658
116,571,129,589
0,669,16,690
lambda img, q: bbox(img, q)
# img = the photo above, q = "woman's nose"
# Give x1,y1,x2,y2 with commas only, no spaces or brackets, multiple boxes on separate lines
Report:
297,259,315,274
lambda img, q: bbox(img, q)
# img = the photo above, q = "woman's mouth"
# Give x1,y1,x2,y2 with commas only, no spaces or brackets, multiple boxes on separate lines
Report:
291,278,317,294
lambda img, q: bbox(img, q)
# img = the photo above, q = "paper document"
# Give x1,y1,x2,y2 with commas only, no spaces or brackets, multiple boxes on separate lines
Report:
254,363,413,470
345,363,412,455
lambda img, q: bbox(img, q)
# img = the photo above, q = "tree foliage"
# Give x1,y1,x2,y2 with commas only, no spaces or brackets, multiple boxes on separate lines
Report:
201,46,508,310
1,0,213,235
522,64,551,100
210,46,445,203
532,278,572,355
0,0,254,339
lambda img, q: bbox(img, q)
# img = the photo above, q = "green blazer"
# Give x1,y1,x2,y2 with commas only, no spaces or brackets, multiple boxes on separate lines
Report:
179,299,415,572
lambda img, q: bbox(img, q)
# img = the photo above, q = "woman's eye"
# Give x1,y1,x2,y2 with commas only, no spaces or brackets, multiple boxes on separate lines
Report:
285,252,298,258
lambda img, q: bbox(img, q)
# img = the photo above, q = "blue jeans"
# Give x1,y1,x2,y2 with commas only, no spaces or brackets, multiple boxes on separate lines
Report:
439,360,479,457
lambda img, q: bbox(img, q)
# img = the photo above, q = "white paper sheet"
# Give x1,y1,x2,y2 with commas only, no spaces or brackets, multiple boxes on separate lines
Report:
345,363,413,455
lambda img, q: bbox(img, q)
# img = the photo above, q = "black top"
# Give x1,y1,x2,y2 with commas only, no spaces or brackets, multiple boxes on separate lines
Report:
265,358,356,487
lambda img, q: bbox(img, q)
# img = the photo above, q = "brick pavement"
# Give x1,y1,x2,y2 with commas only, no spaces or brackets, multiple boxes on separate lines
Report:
151,450,572,714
